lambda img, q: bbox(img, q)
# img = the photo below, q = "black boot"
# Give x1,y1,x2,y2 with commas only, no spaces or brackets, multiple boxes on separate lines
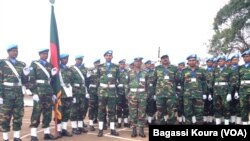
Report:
93,119,98,124
44,134,56,140
89,125,96,131
61,129,72,137
31,136,38,141
103,124,108,130
131,127,137,137
116,123,121,128
110,130,119,136
124,123,130,128
139,127,146,138
13,138,22,141
79,127,88,133
97,130,103,137
72,128,81,135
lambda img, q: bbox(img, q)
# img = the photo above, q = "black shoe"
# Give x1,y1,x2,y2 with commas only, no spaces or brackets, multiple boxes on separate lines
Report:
103,124,108,130
13,138,22,141
79,127,88,133
97,130,103,137
131,127,137,137
44,134,56,140
139,127,146,138
61,129,72,137
124,123,130,128
93,119,98,124
116,123,121,128
89,126,96,131
72,128,81,135
110,130,119,136
31,136,38,141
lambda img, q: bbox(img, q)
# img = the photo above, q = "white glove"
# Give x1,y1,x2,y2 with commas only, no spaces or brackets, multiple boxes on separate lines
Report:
226,94,232,102
202,94,207,100
234,92,239,99
72,97,76,103
23,66,31,75
33,94,39,102
153,95,156,100
85,93,90,99
208,94,212,101
52,95,57,103
0,97,3,105
51,67,58,76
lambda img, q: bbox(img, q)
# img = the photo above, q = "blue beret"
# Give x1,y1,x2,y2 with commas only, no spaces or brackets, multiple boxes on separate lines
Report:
230,54,240,60
178,61,185,65
104,50,113,56
60,54,69,59
134,57,143,61
161,54,169,59
144,60,151,64
94,59,100,64
38,48,49,54
213,57,218,62
206,58,213,62
242,50,250,57
186,54,197,60
118,59,126,64
7,44,18,51
75,55,84,59
217,56,226,61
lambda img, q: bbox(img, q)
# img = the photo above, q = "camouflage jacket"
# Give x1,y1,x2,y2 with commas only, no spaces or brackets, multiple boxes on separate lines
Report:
204,67,215,94
229,65,240,93
213,66,232,94
154,65,177,97
29,60,54,94
239,63,250,93
60,64,73,98
69,64,88,94
175,69,184,94
88,67,99,86
117,69,129,89
145,68,156,96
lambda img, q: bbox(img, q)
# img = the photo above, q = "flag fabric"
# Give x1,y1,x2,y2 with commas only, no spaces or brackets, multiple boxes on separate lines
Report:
50,5,62,121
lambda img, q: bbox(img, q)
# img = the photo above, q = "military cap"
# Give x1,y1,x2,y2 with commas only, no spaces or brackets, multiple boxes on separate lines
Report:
161,54,169,59
38,48,49,54
213,57,218,63
178,61,185,65
104,50,113,56
217,55,226,61
230,54,240,60
241,50,250,57
118,59,126,64
206,58,213,62
75,54,84,59
134,57,143,61
94,59,100,64
226,57,231,62
60,54,69,59
144,60,151,64
186,54,197,60
7,44,18,52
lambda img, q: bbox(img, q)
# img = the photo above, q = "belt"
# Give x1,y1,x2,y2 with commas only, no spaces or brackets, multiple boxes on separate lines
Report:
214,82,228,86
3,82,22,87
89,84,97,88
118,84,124,88
100,83,115,88
61,83,71,87
177,86,181,89
241,80,250,84
149,83,153,87
130,88,145,92
36,80,51,84
73,83,85,87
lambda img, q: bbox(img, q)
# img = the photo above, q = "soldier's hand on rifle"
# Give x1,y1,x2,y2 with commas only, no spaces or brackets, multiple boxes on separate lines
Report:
52,95,57,103
234,92,239,99
23,66,31,76
226,93,232,102
208,94,212,101
33,94,39,102
51,67,58,76
85,93,90,99
0,97,3,105
202,94,207,100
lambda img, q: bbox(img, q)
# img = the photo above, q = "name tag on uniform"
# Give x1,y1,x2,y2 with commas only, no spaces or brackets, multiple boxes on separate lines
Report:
164,75,169,80
107,74,113,78
140,78,145,82
191,78,196,82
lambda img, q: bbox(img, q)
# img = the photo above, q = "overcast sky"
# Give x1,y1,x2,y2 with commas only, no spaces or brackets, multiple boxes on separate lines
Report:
0,0,229,67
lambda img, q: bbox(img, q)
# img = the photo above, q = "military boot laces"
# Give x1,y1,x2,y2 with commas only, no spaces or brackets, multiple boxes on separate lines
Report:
13,138,22,141
31,136,38,141
110,130,119,136
131,127,137,137
44,134,56,140
139,127,146,138
97,130,103,137
61,129,72,137
72,128,81,135
79,127,88,133
89,125,96,131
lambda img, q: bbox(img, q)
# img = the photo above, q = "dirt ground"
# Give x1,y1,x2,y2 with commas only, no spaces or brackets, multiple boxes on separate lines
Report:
0,96,149,141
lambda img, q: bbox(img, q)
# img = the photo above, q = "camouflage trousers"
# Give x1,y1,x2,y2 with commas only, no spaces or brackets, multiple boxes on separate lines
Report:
204,97,213,116
98,96,117,122
177,95,184,117
88,87,98,120
146,98,156,117
30,94,53,128
57,97,73,123
156,96,177,124
116,88,129,118
127,92,147,128
213,94,230,119
71,93,88,121
0,88,24,132
239,86,250,121
230,91,240,117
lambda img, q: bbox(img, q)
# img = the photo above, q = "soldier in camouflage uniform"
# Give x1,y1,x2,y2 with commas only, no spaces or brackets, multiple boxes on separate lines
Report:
56,54,73,137
144,60,156,125
239,50,250,125
181,54,207,125
126,57,147,138
226,58,231,68
97,50,119,137
203,58,214,125
176,62,185,124
0,44,29,141
116,59,129,128
70,55,89,135
28,48,57,141
87,59,100,131
154,54,178,125
213,56,233,125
